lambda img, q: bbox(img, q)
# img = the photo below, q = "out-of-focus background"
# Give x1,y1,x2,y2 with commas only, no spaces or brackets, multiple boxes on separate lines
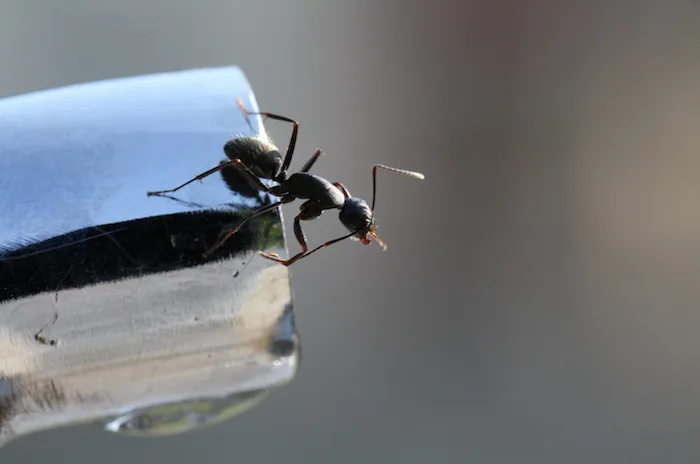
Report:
2,1,700,462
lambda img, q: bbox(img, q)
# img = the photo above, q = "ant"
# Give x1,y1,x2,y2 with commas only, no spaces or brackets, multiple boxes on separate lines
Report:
210,161,425,266
146,100,424,266
146,98,297,198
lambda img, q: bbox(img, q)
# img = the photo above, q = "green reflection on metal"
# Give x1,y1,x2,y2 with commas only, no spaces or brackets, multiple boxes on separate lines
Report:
105,389,269,437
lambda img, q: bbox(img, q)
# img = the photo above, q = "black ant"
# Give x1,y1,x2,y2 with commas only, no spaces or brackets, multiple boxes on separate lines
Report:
211,161,424,266
146,99,297,197
146,101,424,266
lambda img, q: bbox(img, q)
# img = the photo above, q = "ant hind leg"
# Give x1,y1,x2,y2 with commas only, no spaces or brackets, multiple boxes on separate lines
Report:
236,99,300,174
147,160,233,197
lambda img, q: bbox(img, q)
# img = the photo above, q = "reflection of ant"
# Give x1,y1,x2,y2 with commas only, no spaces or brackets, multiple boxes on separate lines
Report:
33,311,58,346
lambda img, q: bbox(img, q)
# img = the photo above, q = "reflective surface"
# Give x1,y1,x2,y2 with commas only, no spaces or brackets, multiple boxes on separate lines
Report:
104,388,271,437
0,67,297,446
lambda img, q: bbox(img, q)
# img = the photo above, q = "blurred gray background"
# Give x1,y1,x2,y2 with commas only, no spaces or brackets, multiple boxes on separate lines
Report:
2,0,700,462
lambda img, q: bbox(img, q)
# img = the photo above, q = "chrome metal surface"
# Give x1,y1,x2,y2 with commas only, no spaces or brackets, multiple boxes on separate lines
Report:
103,388,271,437
0,67,297,446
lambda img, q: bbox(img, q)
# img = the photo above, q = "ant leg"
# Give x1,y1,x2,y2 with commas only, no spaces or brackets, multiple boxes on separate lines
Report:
236,98,255,132
147,160,234,196
261,204,360,266
260,231,357,267
260,213,308,264
236,100,299,174
230,159,276,192
332,182,351,199
300,149,324,173
260,203,320,265
202,200,283,258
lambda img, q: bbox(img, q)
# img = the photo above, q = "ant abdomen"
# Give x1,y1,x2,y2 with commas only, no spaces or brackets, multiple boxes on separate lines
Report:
223,137,282,180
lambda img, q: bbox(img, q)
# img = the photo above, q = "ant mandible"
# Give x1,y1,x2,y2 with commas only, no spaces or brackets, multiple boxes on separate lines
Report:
147,100,424,266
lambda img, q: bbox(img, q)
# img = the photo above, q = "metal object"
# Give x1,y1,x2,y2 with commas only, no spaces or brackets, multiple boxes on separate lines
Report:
0,67,298,446
103,388,271,437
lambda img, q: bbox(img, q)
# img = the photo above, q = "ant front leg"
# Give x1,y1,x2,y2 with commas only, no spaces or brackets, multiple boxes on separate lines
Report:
262,230,358,266
259,202,321,266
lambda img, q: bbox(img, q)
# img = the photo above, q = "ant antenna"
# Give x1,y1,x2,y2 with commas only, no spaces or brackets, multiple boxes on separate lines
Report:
371,164,425,211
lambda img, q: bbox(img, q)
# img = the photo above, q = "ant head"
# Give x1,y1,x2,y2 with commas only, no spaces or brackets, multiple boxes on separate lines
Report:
339,197,386,250
338,164,425,250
